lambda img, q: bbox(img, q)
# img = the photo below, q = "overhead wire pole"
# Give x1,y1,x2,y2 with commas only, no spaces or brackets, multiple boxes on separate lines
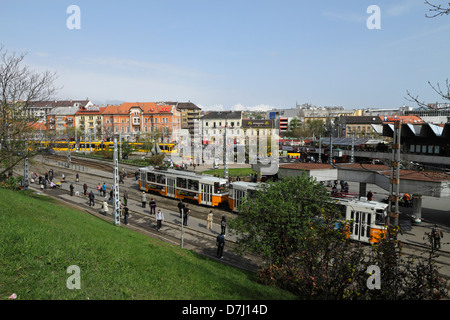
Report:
318,135,322,163
113,137,120,226
351,131,355,164
388,120,401,229
223,113,228,180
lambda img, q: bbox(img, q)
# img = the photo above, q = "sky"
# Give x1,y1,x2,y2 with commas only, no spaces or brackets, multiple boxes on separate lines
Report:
0,0,449,111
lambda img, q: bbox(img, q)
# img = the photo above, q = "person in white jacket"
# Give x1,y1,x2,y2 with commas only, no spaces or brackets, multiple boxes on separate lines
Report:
156,209,164,231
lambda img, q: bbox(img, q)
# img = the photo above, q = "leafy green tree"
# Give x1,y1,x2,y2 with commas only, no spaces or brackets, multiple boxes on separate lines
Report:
229,173,335,266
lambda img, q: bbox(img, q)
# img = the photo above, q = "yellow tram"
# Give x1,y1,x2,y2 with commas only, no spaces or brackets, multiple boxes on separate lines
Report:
335,197,388,244
228,181,262,212
138,166,229,207
35,140,177,153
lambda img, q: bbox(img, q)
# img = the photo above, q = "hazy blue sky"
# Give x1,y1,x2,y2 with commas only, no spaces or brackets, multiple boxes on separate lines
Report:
1,0,449,111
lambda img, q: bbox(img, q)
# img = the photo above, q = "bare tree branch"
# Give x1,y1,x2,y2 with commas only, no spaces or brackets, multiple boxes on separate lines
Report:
406,79,450,109
0,45,59,178
425,1,450,18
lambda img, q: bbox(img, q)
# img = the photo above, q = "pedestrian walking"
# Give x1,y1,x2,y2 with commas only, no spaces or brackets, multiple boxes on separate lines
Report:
119,173,124,184
221,216,227,235
149,198,156,214
123,205,129,225
70,183,74,196
156,209,164,231
141,192,147,208
207,210,213,230
76,173,79,182
89,190,95,207
123,190,128,206
97,183,101,195
367,190,373,201
83,183,88,195
102,183,106,197
183,209,190,226
177,199,185,218
431,225,444,250
102,201,109,215
109,189,114,205
216,232,225,259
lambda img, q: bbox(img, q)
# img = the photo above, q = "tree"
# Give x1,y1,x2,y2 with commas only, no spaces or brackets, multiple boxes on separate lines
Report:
0,45,58,178
229,173,335,266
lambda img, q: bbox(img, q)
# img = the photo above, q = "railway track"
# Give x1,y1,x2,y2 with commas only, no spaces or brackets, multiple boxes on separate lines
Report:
35,154,237,224
46,154,114,172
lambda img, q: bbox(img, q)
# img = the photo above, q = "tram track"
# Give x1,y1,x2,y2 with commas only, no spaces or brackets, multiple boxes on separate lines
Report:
39,154,237,223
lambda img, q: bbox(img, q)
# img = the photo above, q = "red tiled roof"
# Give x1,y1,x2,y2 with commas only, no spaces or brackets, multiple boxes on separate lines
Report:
102,102,174,115
337,163,390,171
379,170,450,182
380,115,424,124
337,163,450,182
279,163,334,170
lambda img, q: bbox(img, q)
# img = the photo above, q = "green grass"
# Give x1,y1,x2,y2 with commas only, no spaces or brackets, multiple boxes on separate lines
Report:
201,168,257,177
0,188,295,300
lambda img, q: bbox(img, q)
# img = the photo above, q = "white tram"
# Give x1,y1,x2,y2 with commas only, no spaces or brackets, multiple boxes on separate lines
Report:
335,197,388,244
138,166,229,207
228,181,262,212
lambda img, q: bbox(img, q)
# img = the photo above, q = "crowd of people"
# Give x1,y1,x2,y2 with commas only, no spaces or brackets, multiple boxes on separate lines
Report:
60,168,231,259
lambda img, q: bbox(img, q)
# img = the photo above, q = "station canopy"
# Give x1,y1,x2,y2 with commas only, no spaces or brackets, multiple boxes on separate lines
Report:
313,137,387,146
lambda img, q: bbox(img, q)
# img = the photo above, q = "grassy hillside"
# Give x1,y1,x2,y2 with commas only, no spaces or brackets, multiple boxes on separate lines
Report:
0,188,295,300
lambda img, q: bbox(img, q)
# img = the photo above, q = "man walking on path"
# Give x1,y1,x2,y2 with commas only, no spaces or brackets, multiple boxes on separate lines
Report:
431,225,444,250
141,192,147,208
89,190,95,207
183,209,190,226
177,199,185,218
149,198,156,215
123,190,128,206
123,205,129,225
156,209,164,231
70,183,74,196
221,216,227,235
83,183,88,195
102,183,106,197
216,232,225,259
207,210,213,230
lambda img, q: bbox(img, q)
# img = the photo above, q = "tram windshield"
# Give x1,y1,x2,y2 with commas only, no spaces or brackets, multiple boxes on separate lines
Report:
214,182,228,194
375,208,387,225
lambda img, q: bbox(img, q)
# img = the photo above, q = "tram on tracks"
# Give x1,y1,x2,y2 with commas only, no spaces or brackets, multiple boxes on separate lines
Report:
333,197,388,244
138,165,388,244
138,166,229,207
228,181,263,212
34,140,177,153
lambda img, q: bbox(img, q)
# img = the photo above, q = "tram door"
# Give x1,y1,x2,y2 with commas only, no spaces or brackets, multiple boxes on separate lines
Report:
167,177,175,198
350,210,372,243
201,184,212,206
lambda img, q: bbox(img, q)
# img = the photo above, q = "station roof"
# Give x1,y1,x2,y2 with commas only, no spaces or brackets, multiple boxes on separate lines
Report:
315,137,386,146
